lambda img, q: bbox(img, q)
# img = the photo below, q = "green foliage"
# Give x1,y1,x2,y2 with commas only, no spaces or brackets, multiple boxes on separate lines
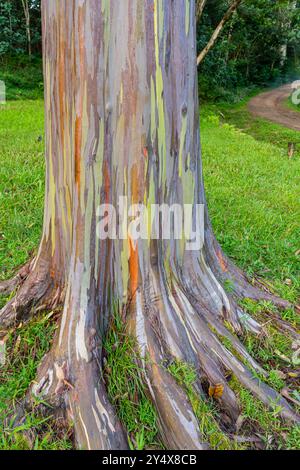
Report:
167,360,197,387
243,327,294,373
240,298,300,330
0,313,55,409
1,410,73,450
230,376,300,450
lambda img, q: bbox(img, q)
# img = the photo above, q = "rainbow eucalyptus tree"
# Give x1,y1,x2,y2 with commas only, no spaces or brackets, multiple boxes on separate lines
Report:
0,0,298,450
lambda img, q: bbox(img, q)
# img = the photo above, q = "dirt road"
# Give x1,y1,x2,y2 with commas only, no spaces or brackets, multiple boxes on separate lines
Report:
248,84,300,132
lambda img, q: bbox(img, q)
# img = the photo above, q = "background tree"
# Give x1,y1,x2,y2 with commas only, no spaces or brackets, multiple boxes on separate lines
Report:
197,0,300,100
0,0,299,450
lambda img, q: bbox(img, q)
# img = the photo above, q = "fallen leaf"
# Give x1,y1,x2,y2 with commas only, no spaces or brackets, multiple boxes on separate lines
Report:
209,383,224,399
235,415,244,432
0,340,6,366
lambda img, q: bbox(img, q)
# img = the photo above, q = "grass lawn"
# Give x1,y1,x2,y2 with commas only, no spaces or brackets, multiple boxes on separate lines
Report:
0,96,299,449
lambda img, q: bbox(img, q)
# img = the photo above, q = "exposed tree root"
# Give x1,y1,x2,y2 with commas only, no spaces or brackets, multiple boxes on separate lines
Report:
0,256,63,333
0,260,32,296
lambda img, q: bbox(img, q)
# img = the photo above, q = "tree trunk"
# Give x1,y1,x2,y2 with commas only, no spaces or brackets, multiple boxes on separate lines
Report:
0,0,298,450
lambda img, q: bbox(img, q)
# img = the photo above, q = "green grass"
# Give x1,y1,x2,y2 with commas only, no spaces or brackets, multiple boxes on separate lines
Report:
1,413,73,450
0,57,43,101
209,98,300,151
230,376,300,450
0,100,44,282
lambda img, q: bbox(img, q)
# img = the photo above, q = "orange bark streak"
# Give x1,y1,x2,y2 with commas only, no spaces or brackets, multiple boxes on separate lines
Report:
142,147,148,159
75,116,82,186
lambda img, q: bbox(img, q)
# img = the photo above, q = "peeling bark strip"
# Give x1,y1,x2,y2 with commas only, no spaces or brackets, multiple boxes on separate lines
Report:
1,0,299,450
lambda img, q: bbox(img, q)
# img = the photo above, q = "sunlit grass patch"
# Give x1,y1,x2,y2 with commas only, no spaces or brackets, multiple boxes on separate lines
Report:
0,311,73,450
167,360,243,450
